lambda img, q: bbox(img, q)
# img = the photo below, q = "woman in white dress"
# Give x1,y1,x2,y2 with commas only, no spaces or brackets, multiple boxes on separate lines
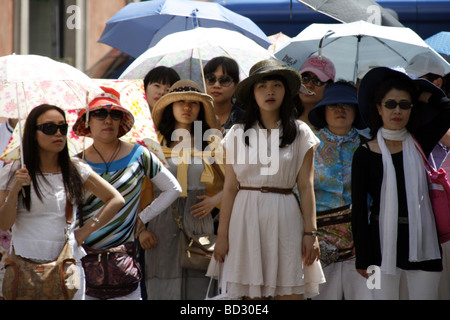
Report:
213,59,325,300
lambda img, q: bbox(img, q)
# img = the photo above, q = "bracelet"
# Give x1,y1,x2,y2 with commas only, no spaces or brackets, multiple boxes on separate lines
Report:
92,217,102,227
5,197,17,207
304,231,318,237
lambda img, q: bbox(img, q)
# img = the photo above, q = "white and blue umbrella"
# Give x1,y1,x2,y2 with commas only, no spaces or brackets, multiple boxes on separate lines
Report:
425,31,450,62
99,0,271,58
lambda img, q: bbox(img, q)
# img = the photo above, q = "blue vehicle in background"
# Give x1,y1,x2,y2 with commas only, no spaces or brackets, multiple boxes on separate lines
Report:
212,0,450,40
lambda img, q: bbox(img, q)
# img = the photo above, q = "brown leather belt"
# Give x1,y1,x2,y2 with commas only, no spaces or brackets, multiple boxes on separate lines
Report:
238,185,294,194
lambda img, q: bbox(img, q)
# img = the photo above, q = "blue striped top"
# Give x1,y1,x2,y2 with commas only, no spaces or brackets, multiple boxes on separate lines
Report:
77,144,162,249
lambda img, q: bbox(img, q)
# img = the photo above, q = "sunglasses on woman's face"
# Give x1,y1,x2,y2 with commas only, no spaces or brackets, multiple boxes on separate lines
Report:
90,108,124,121
205,74,234,87
36,123,69,136
382,99,413,110
301,73,326,87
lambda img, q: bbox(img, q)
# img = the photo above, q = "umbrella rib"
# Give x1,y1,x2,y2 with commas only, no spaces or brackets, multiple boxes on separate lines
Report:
371,36,410,63
319,34,410,63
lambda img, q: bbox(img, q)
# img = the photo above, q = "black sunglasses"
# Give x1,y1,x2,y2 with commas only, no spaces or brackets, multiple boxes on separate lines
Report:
383,99,413,110
205,74,234,87
90,108,124,121
301,73,325,87
36,123,69,136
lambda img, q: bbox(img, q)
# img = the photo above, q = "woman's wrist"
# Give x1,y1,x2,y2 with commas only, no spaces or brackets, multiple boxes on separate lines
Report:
4,197,18,207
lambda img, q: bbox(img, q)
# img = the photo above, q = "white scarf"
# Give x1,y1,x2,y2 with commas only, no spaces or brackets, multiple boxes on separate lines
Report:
377,128,441,275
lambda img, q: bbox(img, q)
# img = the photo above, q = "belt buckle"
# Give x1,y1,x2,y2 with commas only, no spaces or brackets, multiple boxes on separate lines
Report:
260,187,269,193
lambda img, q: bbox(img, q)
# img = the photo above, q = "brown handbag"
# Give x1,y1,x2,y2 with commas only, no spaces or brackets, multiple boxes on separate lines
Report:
2,201,79,300
174,210,216,271
81,242,142,299
78,211,142,299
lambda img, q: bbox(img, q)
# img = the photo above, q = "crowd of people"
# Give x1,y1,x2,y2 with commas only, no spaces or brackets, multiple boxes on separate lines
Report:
0,51,449,300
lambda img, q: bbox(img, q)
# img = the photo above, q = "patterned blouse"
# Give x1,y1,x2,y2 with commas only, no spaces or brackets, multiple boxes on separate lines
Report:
314,127,361,211
77,144,162,249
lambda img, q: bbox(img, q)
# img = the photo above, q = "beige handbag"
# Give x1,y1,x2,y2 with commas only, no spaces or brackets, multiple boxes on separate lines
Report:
2,202,79,300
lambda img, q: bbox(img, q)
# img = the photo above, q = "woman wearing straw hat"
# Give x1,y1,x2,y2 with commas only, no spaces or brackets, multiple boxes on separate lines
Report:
73,87,181,300
212,59,324,300
307,80,372,300
144,79,224,300
352,67,449,299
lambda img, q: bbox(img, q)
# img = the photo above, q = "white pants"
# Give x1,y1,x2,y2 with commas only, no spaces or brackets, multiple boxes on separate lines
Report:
439,241,450,300
313,259,373,300
373,268,441,300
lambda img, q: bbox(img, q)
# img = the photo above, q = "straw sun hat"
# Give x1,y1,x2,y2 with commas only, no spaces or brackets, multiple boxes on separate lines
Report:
73,86,135,138
234,59,301,107
151,79,218,130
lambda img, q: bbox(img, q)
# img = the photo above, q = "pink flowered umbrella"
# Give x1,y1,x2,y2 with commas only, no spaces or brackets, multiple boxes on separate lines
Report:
0,54,102,118
0,54,103,166
1,79,166,166
268,32,291,53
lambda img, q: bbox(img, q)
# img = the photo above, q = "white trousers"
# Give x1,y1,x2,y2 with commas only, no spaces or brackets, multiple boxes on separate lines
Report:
313,259,373,300
373,268,441,300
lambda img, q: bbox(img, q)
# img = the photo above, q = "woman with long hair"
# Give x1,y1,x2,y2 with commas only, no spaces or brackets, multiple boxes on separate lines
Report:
212,59,324,300
0,104,125,300
144,79,224,300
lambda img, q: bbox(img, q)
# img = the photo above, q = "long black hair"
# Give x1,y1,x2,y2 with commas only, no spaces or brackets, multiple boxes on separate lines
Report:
15,104,84,210
158,103,211,151
238,74,299,147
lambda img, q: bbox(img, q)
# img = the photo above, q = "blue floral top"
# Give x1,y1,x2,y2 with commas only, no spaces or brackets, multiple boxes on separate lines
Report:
314,127,361,212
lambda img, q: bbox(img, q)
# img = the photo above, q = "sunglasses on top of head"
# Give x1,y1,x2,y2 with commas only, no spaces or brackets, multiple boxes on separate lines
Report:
36,123,69,136
382,99,413,110
205,74,234,87
90,108,124,121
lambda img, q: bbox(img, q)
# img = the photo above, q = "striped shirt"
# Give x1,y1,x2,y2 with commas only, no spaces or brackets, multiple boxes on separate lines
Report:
77,144,161,249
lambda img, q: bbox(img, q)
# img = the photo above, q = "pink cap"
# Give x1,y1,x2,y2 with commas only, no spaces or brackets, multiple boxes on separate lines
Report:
300,55,336,82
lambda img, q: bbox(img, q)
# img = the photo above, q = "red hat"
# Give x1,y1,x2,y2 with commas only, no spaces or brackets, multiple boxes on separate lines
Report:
300,55,336,82
73,86,135,138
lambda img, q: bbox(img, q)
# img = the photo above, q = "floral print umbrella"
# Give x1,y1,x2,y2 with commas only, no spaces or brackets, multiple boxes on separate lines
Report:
0,54,103,166
0,54,103,119
1,79,166,166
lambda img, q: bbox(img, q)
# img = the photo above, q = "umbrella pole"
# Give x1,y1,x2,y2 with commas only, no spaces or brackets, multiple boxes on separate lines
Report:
354,35,362,83
16,84,24,168
197,48,207,92
16,84,26,198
